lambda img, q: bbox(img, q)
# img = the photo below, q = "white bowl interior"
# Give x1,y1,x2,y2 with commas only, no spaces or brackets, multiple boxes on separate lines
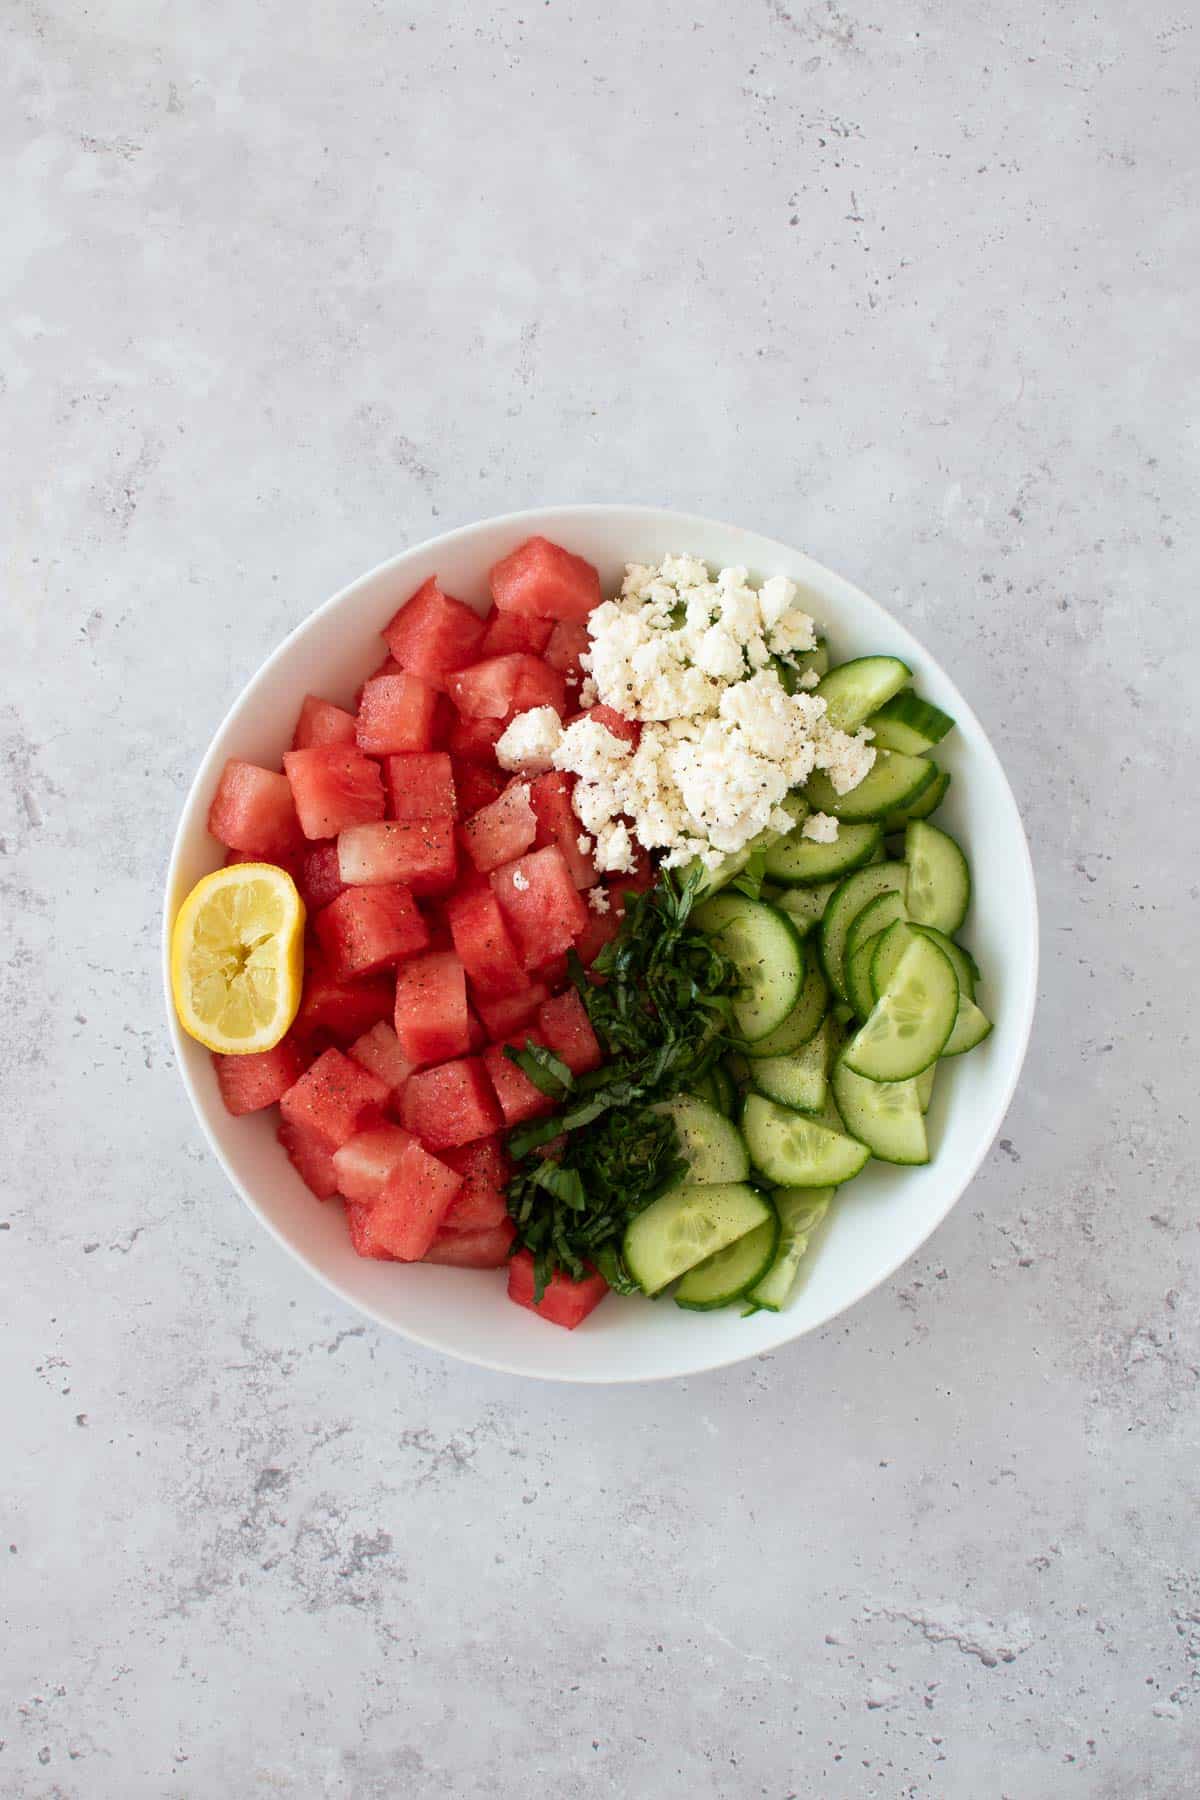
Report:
164,506,1037,1382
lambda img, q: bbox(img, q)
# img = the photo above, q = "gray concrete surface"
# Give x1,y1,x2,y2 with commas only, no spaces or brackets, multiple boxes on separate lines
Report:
3,2,1198,1795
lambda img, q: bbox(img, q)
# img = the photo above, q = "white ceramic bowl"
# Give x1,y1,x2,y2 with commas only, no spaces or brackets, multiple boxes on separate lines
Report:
164,505,1037,1383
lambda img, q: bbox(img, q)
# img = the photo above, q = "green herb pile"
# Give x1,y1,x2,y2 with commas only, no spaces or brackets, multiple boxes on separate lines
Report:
504,868,739,1300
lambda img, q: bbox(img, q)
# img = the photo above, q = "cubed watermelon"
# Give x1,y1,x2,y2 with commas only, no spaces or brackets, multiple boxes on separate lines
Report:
279,1047,390,1150
337,819,456,894
313,883,428,978
430,693,457,749
292,694,358,751
544,617,591,683
365,1139,465,1260
490,537,601,622
445,886,527,998
331,1124,414,1203
382,576,486,689
296,841,347,912
278,1118,340,1198
344,1199,398,1259
383,751,457,822
446,712,506,762
356,673,438,756
208,759,304,859
481,1037,556,1128
461,781,538,874
401,1056,502,1150
537,989,603,1076
573,907,621,968
452,759,506,815
472,981,548,1040
294,961,395,1041
490,846,590,968
530,771,598,889
479,612,554,658
283,745,386,840
394,950,470,1066
446,654,567,721
347,1021,415,1104
213,1037,308,1116
439,1136,512,1233
421,1218,516,1267
507,1249,608,1328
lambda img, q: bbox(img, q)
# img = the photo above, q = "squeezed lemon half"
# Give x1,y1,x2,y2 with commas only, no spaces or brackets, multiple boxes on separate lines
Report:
170,863,305,1054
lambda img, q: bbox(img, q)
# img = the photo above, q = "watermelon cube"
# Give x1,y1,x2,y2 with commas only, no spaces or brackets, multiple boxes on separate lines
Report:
446,712,506,762
462,781,538,874
294,961,395,1042
446,653,567,721
208,759,304,860
356,673,438,756
490,846,590,968
363,1139,465,1260
537,989,603,1076
280,1047,390,1150
337,819,456,894
331,1124,414,1203
422,1218,516,1267
452,759,506,815
473,981,548,1040
344,1199,398,1259
507,1249,608,1329
296,841,346,912
394,950,471,1066
292,695,358,751
313,883,428,979
544,617,590,683
213,1037,307,1116
445,886,527,998
439,1136,511,1233
383,751,457,822
530,771,598,889
481,1037,556,1128
479,611,554,658
490,537,601,622
382,576,486,689
283,745,386,840
347,1021,415,1104
278,1118,340,1199
401,1057,502,1150
573,907,621,968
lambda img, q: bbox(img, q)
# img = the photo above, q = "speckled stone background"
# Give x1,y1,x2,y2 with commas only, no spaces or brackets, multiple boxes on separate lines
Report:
4,1,1198,1795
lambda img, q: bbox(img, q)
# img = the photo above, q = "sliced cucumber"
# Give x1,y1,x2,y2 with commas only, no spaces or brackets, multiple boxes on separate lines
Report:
883,767,951,831
845,934,884,1023
623,1182,773,1296
691,1062,737,1117
741,1093,870,1187
774,880,839,935
651,1094,750,1184
750,1020,832,1114
820,863,908,1001
792,637,830,681
763,820,882,887
843,935,959,1082
832,1056,929,1165
744,956,828,1058
867,691,955,755
693,894,804,1043
844,889,909,963
746,1187,833,1311
905,820,971,934
675,1206,780,1311
869,919,918,1000
816,656,911,732
805,750,936,823
916,1064,936,1112
942,997,993,1057
912,925,978,1002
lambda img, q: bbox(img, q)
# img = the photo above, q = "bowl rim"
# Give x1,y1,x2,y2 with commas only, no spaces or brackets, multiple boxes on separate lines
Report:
163,503,1039,1383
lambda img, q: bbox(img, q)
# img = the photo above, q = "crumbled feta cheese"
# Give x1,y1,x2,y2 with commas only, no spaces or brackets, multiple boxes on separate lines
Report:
511,868,530,891
594,819,635,874
799,668,820,689
801,811,840,843
577,833,592,855
495,705,563,775
578,675,599,707
588,886,611,914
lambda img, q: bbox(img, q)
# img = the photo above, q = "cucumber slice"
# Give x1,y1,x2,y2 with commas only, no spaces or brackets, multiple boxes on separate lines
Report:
845,934,884,1022
816,656,911,732
883,767,951,831
911,926,978,1002
866,691,955,755
763,820,882,887
750,1020,832,1113
792,637,830,681
693,894,805,1043
651,1094,750,1184
623,1181,773,1295
691,1062,737,1117
843,935,959,1081
741,1093,870,1187
805,750,936,823
905,820,971,933
744,955,828,1058
773,880,838,935
746,1187,833,1311
845,889,909,963
916,1064,936,1112
832,1056,929,1165
869,919,918,1000
942,997,993,1057
675,1206,780,1310
820,863,908,1001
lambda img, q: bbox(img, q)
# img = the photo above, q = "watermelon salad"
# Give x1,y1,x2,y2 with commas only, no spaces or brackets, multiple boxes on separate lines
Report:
188,535,993,1330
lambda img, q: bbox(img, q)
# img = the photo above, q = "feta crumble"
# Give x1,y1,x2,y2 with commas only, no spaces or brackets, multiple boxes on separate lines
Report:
587,886,611,914
511,868,530,892
801,811,840,844
494,705,562,775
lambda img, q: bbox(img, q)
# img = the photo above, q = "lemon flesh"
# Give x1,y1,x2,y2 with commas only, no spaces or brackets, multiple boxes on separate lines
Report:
171,863,305,1054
